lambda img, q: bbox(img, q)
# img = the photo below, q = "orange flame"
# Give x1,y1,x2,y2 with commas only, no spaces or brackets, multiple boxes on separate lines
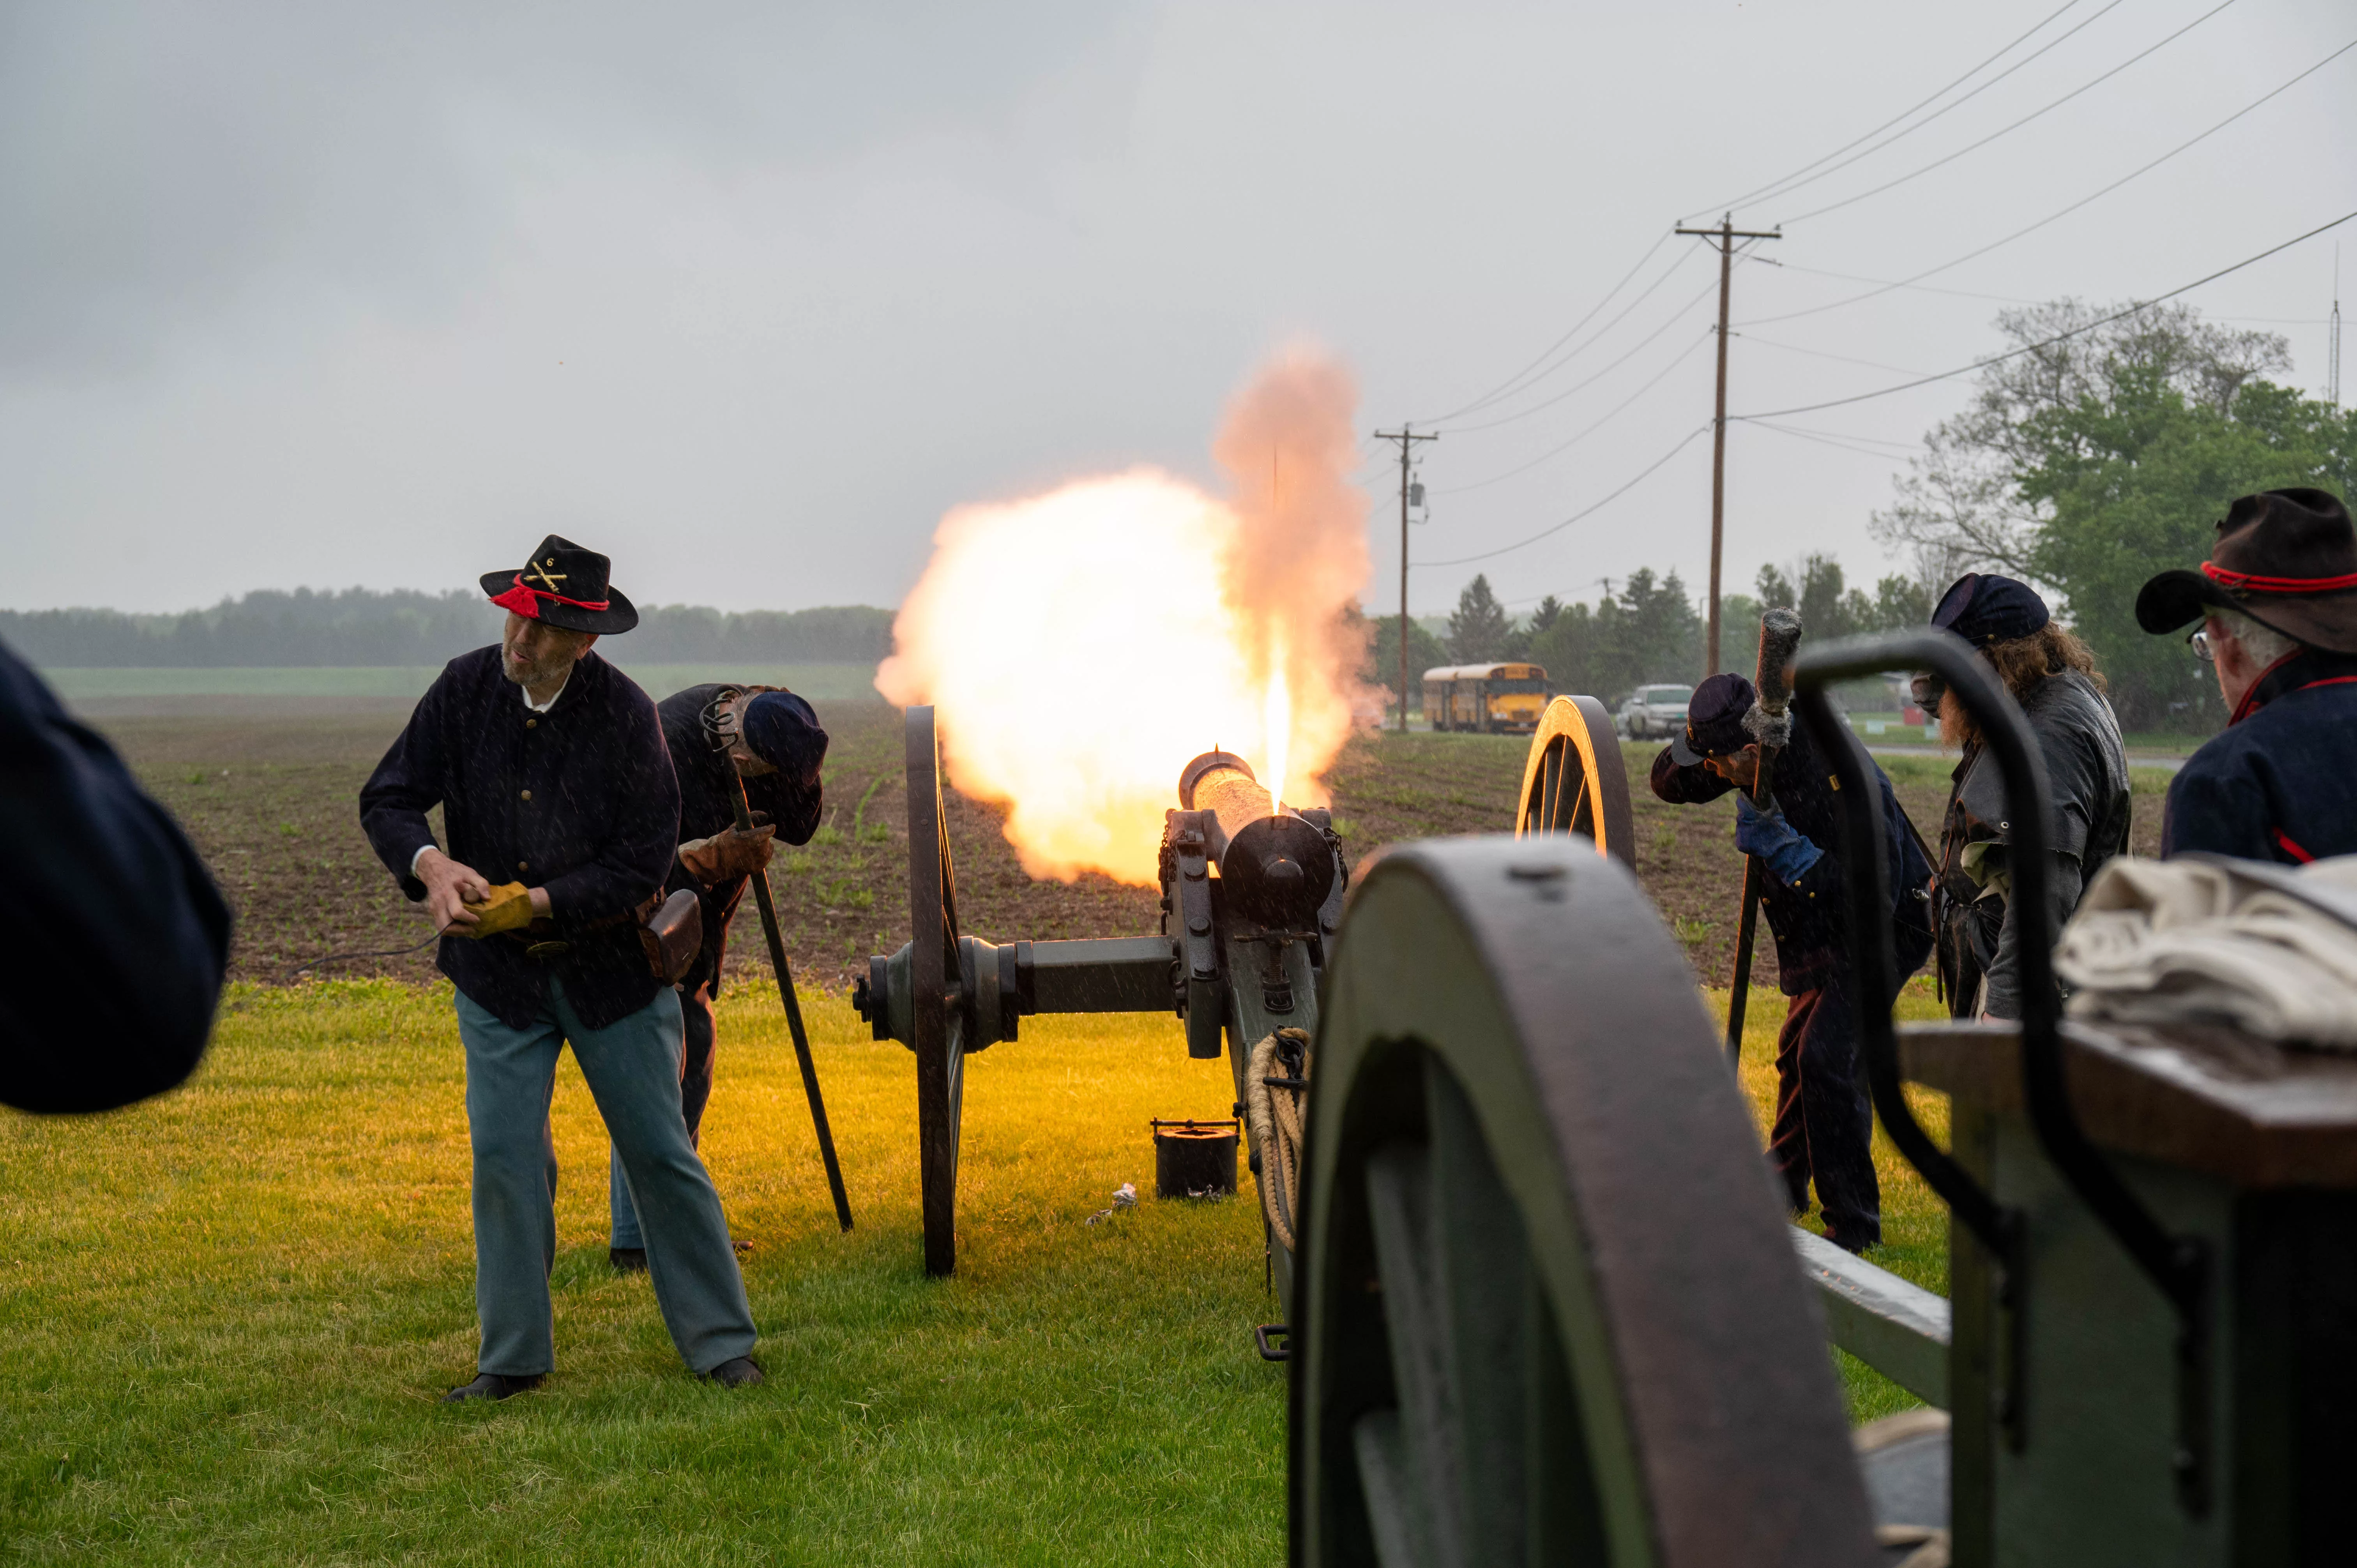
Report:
875,348,1375,885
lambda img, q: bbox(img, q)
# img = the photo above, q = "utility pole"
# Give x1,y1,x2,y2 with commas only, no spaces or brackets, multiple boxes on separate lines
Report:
1674,214,1779,679
2331,244,2343,411
1374,425,1439,732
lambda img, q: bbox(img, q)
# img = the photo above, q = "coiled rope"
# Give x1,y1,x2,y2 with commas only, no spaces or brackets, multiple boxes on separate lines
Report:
1245,1026,1311,1252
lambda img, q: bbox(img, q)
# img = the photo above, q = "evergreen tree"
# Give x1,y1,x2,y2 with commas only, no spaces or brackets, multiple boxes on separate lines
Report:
1446,574,1512,662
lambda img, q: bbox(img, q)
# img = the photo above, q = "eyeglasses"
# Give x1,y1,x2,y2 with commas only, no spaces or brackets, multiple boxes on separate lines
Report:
2187,628,2216,663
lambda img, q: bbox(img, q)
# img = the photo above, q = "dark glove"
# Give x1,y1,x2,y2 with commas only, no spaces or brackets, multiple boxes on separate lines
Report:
678,823,776,885
1735,796,1823,886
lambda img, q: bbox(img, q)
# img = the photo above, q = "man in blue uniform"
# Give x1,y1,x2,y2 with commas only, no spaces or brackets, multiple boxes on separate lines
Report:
360,535,761,1399
1652,673,1931,1253
2136,488,2357,863
607,683,827,1271
1,640,230,1112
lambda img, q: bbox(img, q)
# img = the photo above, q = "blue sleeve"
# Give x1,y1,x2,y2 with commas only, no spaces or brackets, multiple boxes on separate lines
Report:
0,641,231,1113
358,662,459,902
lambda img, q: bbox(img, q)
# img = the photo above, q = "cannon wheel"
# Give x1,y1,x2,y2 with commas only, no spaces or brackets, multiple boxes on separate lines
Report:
1293,835,1876,1566
1515,695,1635,866
905,705,966,1277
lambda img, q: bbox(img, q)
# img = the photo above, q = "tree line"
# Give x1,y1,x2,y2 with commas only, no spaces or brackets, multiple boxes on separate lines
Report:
1363,556,1929,708
0,587,896,667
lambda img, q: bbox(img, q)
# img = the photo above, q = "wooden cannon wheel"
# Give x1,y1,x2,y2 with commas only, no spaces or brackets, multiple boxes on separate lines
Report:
904,705,967,1278
1292,835,1878,1566
1514,695,1634,866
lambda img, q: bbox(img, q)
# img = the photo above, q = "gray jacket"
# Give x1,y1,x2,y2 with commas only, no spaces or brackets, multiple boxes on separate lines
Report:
1936,668,2131,1021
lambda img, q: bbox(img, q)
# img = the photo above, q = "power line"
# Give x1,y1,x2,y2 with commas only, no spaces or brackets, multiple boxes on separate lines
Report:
1751,418,1922,452
1730,207,2357,422
1431,244,1708,430
1433,330,1714,494
1735,333,1942,378
1415,231,1677,425
1413,424,1712,569
1437,269,1725,435
1780,0,2242,226
1739,35,2357,330
1686,0,2090,220
1749,420,1924,461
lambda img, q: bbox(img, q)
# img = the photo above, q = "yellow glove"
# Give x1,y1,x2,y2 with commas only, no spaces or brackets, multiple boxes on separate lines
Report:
461,882,536,938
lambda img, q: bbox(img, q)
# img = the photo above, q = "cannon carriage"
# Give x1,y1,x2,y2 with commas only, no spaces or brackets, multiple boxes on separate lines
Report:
853,666,2357,1564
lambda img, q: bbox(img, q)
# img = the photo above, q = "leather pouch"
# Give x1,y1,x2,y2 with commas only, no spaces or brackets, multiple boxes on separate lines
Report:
639,889,705,984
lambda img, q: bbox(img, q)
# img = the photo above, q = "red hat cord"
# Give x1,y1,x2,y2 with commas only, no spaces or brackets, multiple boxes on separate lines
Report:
2201,560,2357,595
488,572,611,619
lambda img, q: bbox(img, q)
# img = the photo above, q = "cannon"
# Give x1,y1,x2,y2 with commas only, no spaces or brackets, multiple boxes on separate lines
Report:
1287,631,2357,1564
852,706,1352,1282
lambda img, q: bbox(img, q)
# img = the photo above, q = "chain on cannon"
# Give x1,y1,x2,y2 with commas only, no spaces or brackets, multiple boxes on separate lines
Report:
852,706,1349,1283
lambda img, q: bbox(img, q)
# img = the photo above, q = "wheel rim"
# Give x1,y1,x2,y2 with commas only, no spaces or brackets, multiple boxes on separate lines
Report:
905,706,965,1277
1293,835,1876,1566
1515,696,1635,867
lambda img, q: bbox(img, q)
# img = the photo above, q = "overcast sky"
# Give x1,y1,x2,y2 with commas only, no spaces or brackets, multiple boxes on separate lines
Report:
3,0,2351,619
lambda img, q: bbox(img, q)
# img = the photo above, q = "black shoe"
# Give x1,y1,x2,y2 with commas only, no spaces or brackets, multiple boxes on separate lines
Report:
610,1246,648,1273
442,1372,544,1403
703,1355,764,1389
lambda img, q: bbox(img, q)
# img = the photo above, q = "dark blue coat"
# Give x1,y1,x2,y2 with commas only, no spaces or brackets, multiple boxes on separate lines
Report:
1652,721,1931,995
2162,650,2357,864
658,683,825,994
0,639,230,1111
359,647,680,1030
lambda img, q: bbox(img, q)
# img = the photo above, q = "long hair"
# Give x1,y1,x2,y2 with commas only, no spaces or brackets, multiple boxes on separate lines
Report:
1939,624,2103,748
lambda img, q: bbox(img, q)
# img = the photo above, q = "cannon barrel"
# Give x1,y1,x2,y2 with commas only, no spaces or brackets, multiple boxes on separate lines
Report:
859,713,1350,1284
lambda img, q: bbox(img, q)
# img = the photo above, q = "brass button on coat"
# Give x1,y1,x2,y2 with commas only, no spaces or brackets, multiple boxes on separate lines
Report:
521,789,532,802
525,719,537,729
517,862,529,873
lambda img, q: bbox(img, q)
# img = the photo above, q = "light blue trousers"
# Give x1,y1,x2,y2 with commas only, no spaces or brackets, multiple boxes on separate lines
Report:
454,980,756,1376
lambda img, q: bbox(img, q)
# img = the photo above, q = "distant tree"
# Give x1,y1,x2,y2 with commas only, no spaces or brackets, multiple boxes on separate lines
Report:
1754,563,1796,612
1863,298,2357,726
1871,574,1932,631
1365,610,1449,711
1528,595,1564,636
1446,574,1511,662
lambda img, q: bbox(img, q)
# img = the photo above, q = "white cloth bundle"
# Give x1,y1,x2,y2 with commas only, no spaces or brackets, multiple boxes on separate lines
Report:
2055,854,2357,1050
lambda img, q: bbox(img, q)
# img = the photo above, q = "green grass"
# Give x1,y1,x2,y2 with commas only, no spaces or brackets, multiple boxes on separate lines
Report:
34,664,885,703
1,983,1280,1564
5,970,1956,1559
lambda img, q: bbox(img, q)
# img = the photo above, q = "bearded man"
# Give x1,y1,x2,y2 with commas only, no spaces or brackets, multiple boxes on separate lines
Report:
1919,574,2131,1022
606,683,826,1270
359,535,762,1399
2135,487,2357,863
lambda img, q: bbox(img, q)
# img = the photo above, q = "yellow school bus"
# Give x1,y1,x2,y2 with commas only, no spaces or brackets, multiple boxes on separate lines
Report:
1422,663,1550,734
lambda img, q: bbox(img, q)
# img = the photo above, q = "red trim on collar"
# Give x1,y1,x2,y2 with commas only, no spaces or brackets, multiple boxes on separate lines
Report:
2272,829,2316,865
2203,560,2357,593
488,573,611,618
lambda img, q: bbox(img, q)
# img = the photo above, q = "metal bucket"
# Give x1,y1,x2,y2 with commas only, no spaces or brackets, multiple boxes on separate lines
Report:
1152,1118,1238,1199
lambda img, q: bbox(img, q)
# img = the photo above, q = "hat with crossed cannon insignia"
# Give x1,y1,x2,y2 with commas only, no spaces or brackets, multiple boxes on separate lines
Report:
481,534,640,634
